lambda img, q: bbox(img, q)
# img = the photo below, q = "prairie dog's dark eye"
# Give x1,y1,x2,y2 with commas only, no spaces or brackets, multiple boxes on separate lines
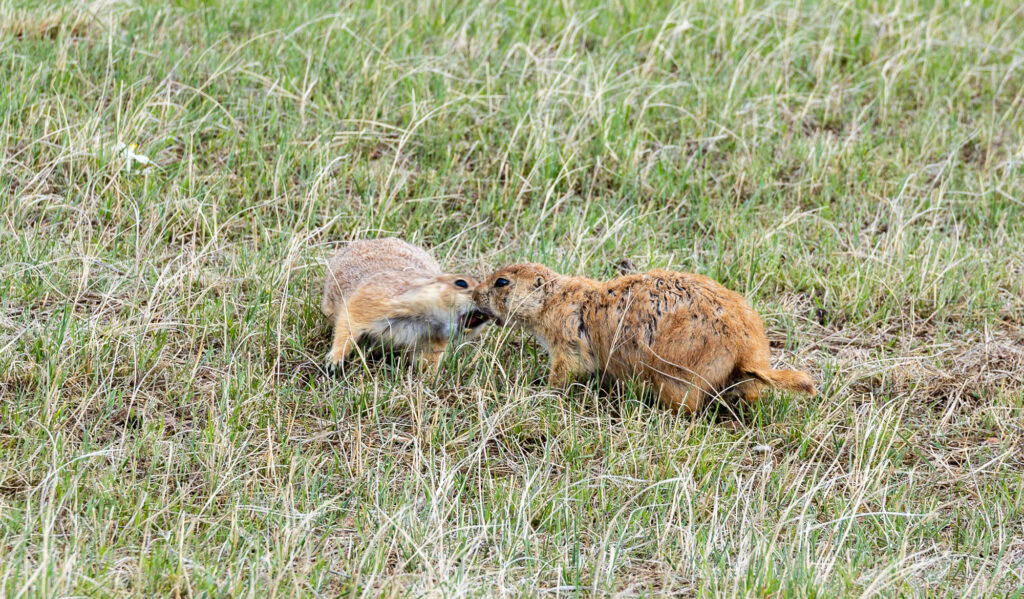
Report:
454,279,469,289
494,278,510,288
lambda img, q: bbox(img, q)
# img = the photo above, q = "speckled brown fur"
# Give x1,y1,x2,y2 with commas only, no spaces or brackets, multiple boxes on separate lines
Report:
473,263,816,413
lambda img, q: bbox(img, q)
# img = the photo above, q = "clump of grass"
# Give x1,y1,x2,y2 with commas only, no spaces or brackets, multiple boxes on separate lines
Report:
1,0,1022,596
0,0,120,40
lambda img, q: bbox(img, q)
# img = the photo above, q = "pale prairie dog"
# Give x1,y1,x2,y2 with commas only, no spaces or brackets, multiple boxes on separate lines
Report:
321,238,489,371
473,263,816,413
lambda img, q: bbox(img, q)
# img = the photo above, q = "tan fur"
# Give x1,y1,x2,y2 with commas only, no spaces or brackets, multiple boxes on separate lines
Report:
473,263,816,413
321,238,488,372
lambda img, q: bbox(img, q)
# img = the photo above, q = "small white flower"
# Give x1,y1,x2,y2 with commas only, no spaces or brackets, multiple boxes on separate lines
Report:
114,141,154,174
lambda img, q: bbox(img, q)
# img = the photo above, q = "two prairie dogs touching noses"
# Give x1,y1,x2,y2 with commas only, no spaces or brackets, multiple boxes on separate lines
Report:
322,238,815,414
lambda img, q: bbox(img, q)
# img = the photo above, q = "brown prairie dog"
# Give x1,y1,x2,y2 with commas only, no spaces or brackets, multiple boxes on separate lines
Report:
473,263,815,413
321,238,489,372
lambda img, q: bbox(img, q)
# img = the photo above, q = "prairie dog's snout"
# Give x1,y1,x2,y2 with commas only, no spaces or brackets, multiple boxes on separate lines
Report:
472,280,501,325
471,281,492,318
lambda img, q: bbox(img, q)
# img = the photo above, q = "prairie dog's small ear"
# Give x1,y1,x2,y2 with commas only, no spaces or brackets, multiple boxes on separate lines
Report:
534,276,544,288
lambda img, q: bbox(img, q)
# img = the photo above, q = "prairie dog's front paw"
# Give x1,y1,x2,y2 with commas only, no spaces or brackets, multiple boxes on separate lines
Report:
547,371,569,388
547,352,583,388
547,364,571,388
325,350,346,374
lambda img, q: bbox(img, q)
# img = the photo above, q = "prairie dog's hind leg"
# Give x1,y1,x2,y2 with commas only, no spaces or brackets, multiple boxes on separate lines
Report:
654,375,708,415
732,378,764,404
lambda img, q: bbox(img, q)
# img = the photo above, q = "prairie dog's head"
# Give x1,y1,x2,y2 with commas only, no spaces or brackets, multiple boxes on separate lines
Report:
472,263,559,326
429,274,490,335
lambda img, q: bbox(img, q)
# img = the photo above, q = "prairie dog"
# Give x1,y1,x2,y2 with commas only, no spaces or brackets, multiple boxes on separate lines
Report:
321,238,489,371
473,263,815,413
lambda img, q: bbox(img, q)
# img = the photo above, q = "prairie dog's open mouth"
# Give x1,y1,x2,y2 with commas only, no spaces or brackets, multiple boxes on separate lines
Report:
459,309,491,331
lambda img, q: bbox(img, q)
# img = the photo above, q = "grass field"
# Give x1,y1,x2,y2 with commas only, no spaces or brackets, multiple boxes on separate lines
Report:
2,0,1023,596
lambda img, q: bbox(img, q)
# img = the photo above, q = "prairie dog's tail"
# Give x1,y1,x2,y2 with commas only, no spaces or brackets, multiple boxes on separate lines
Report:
743,367,817,396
